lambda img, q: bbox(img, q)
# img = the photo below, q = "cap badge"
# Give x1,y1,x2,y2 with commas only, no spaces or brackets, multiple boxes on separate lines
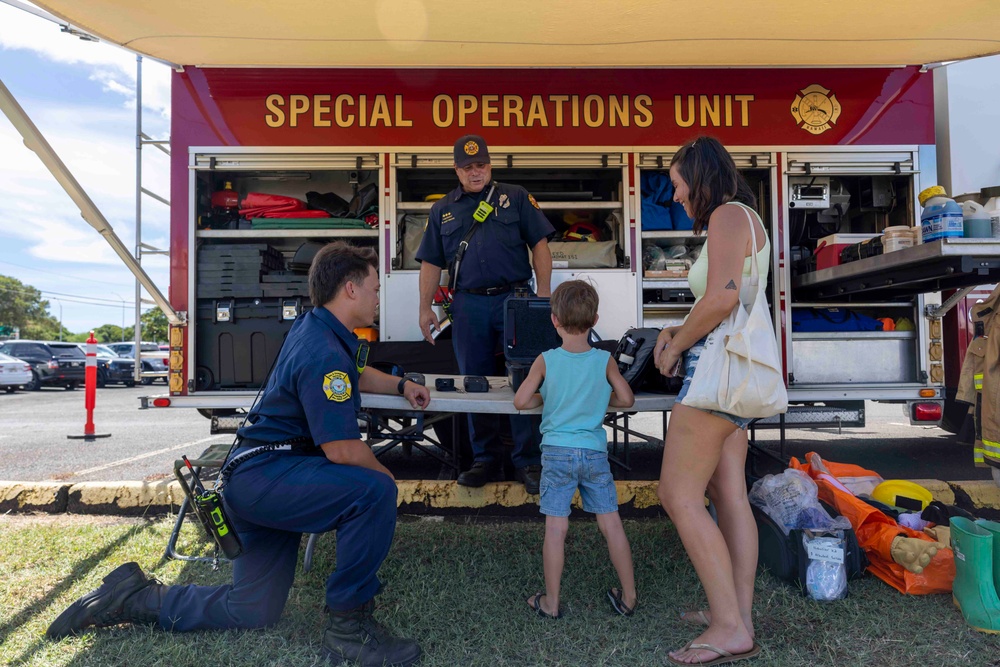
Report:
464,141,479,156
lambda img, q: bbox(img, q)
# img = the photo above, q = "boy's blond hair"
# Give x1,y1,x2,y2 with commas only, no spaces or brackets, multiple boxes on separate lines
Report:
550,280,599,334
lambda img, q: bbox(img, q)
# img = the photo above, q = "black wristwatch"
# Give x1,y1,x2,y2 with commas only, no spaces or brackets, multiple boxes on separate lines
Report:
397,377,409,395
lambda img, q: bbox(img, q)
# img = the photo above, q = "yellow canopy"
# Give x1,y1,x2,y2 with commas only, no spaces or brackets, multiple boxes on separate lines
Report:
34,0,1000,68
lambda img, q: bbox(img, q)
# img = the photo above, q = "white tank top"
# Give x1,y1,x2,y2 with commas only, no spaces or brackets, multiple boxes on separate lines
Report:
687,202,770,305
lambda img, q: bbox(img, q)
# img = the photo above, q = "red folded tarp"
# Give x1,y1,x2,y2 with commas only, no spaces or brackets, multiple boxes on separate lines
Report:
239,192,330,218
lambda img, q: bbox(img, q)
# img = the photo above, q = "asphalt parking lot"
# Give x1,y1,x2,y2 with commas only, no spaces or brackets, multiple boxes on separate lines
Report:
0,383,992,484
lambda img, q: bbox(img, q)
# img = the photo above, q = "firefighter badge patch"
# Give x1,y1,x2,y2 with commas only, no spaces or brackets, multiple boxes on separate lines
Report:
528,194,540,209
323,370,351,402
464,141,479,156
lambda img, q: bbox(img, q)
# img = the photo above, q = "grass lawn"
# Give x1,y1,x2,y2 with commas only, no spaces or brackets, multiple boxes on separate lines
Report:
1,513,999,666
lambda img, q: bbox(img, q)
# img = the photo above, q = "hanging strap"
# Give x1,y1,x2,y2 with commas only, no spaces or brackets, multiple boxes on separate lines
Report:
448,184,496,292
727,202,763,285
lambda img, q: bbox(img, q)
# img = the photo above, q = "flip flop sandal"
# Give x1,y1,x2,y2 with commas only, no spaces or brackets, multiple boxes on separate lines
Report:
678,609,710,627
666,642,761,666
606,588,637,617
528,592,563,619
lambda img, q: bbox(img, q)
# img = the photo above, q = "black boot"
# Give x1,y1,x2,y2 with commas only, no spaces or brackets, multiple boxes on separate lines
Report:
323,600,421,667
456,461,499,487
46,562,167,639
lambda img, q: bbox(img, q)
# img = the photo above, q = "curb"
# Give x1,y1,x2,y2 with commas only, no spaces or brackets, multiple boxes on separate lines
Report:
2,479,998,518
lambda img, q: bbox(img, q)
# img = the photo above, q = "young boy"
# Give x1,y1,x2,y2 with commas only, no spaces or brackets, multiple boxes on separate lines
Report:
513,280,637,619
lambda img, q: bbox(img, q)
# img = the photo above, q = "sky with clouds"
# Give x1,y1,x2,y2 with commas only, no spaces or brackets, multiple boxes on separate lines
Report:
1,3,998,337
0,2,171,335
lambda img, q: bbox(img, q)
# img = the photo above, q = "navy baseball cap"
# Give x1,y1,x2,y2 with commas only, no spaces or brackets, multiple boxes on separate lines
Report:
454,135,491,168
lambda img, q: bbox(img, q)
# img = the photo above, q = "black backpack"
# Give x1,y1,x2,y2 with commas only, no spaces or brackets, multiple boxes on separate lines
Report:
612,327,680,394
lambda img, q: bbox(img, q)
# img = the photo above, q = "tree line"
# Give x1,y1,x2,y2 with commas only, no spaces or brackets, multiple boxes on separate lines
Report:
0,274,168,343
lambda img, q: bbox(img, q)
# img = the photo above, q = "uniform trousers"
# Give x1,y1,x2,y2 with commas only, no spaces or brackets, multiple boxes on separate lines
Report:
158,449,397,631
450,291,542,469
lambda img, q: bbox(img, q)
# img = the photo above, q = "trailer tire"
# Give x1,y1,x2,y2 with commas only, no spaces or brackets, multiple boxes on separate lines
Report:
939,396,971,435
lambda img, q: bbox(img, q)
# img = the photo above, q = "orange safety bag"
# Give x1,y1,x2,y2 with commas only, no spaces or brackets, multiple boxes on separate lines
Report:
790,453,954,595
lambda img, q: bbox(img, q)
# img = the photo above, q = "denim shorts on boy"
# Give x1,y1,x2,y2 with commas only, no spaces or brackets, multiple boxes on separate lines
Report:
675,336,754,430
539,447,618,517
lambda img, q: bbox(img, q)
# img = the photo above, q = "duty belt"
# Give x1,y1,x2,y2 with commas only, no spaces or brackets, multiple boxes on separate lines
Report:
217,435,315,490
458,281,529,296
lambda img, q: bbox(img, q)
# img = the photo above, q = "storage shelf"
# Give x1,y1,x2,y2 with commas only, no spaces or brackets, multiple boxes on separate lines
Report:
642,279,691,289
197,229,379,239
792,331,917,340
791,239,1000,299
643,303,694,312
641,231,703,240
793,302,915,308
397,201,621,212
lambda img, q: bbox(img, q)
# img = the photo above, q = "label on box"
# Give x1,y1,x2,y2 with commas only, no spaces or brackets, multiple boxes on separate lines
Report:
805,537,845,564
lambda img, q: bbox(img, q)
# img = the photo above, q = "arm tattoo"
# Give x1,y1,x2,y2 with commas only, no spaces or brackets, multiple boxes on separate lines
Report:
725,279,738,290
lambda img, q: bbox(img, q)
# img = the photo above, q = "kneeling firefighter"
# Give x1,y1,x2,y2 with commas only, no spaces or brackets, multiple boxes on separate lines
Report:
46,242,431,667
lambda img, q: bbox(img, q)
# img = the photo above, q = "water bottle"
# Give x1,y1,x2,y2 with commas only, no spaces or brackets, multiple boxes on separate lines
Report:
918,186,963,243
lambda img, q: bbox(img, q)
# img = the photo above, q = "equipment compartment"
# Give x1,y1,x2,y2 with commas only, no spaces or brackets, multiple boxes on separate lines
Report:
194,297,313,391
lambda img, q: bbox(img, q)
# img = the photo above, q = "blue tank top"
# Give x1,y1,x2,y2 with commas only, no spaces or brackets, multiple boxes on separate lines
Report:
539,347,612,452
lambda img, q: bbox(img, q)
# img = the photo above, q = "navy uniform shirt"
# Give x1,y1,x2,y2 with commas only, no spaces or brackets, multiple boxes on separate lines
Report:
237,307,363,447
415,181,554,291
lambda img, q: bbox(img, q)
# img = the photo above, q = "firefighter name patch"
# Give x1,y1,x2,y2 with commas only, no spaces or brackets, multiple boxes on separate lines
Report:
323,370,351,402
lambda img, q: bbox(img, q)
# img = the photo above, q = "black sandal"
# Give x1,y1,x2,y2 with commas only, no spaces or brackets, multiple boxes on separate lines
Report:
528,592,563,619
607,588,638,617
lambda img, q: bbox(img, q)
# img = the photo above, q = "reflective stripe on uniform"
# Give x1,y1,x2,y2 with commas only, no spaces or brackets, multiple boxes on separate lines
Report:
983,439,1000,455
974,373,983,390
974,446,985,464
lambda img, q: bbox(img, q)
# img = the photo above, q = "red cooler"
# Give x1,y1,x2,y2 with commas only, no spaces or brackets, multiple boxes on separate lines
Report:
815,233,880,271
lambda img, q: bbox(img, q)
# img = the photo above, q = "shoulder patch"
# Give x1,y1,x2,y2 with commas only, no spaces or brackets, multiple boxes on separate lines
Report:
528,194,540,209
323,370,352,402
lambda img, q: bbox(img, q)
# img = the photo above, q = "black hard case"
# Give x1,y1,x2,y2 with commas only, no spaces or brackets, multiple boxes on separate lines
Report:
503,297,561,390
195,297,312,391
752,500,867,593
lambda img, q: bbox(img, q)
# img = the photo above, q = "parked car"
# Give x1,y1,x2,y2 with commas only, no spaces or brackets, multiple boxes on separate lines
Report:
77,343,137,387
106,341,168,384
0,340,86,390
0,351,33,393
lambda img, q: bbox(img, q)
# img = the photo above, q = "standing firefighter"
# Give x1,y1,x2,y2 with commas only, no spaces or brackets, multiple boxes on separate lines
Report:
46,242,429,667
416,134,554,493
958,284,1000,484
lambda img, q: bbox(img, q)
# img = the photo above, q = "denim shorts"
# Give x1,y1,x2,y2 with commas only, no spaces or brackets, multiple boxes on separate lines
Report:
675,336,753,430
539,447,618,517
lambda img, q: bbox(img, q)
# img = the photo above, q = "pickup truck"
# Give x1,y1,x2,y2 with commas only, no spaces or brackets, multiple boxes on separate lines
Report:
106,341,169,384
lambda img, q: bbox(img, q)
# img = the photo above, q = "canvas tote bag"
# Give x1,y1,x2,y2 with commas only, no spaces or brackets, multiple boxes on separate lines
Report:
681,204,788,419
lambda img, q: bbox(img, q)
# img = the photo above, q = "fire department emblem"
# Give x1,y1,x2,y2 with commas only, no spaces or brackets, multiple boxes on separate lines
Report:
464,141,479,156
791,84,842,135
528,194,540,209
323,370,351,402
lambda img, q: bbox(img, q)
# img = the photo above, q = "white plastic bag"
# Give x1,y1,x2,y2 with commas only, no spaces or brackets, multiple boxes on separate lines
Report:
749,469,852,535
681,204,788,419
